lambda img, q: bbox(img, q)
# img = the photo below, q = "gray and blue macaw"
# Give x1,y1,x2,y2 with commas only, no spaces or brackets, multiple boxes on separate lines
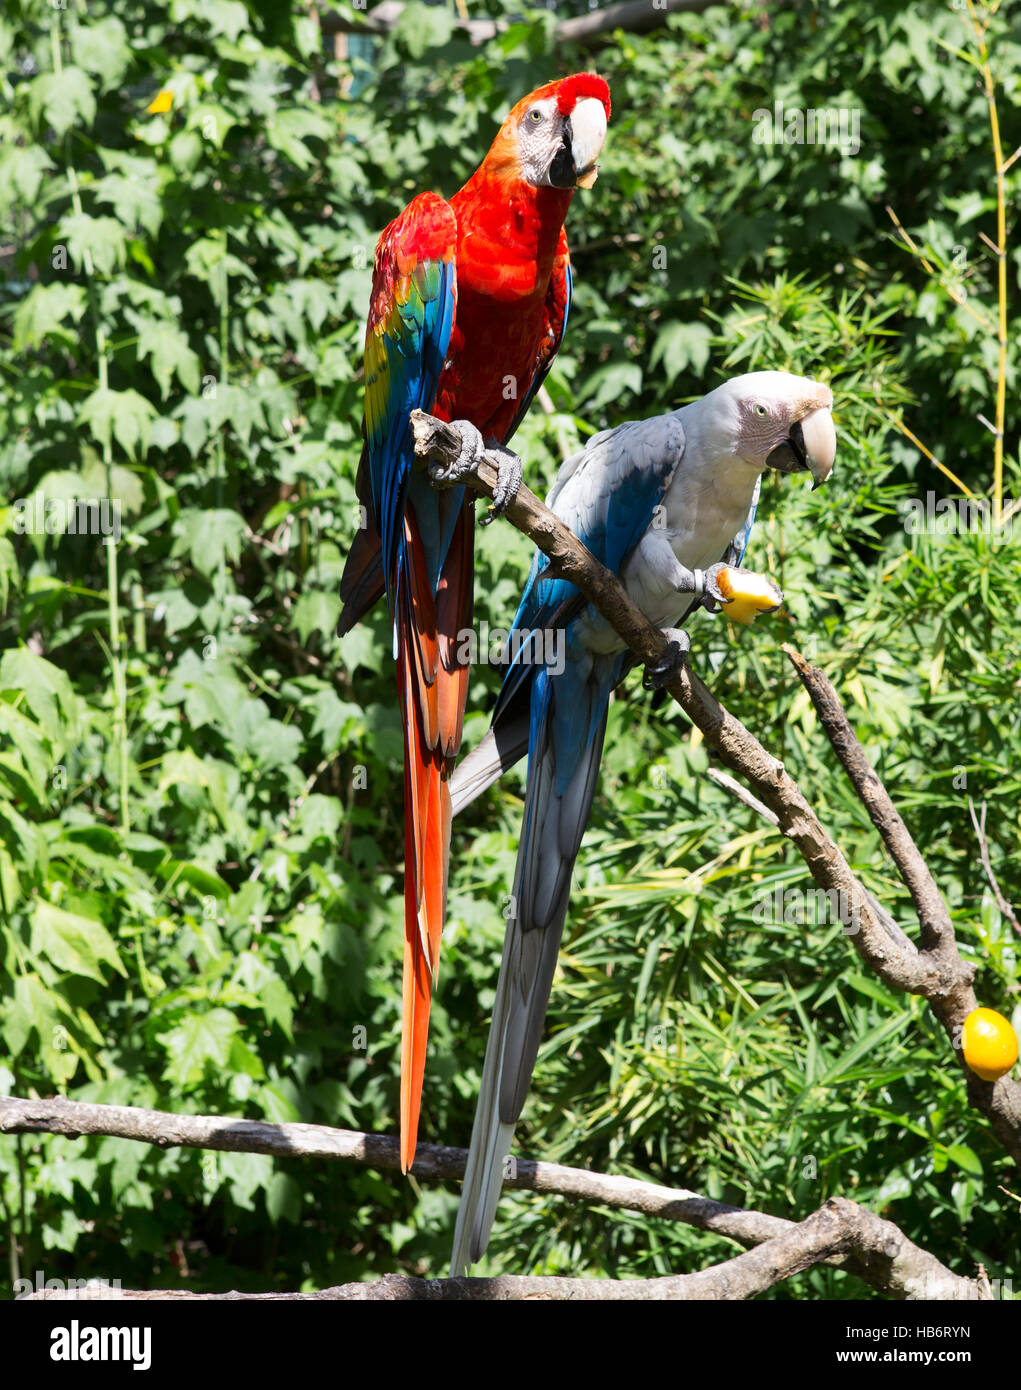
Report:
448,370,836,1274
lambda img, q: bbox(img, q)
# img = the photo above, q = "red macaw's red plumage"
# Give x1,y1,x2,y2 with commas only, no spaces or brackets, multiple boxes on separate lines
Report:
338,73,611,1172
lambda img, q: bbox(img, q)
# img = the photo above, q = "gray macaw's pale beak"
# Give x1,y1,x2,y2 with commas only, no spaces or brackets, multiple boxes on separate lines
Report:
766,406,836,489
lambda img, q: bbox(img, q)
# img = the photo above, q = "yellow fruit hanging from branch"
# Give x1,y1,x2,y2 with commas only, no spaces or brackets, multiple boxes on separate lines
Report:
962,1007,1018,1082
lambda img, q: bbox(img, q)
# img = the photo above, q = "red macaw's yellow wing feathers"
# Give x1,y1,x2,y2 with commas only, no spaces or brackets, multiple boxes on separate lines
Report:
397,504,474,1172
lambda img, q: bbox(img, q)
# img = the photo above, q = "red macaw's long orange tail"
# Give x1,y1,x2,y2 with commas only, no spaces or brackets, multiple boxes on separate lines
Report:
396,499,474,1172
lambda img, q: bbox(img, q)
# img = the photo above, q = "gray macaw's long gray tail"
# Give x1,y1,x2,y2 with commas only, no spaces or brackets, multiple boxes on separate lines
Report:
450,689,609,1274
449,711,530,818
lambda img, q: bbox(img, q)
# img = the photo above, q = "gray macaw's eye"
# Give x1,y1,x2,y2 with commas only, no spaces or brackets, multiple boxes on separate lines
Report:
754,404,768,417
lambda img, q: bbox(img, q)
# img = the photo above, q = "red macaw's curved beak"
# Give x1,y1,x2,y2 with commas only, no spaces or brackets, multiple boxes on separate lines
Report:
766,402,836,489
548,97,608,190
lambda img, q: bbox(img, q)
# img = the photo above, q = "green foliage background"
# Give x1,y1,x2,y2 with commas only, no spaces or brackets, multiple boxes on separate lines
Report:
0,0,1019,1295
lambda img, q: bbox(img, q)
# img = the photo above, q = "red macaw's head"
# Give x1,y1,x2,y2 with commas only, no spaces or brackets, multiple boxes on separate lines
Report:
485,73,610,190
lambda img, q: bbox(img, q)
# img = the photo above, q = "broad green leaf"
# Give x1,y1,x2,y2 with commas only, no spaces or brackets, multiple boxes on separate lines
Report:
171,508,246,577
0,143,54,215
292,794,341,844
396,0,454,58
31,901,127,983
163,651,251,731
217,1150,272,1209
943,1143,983,1178
183,236,256,284
579,361,643,411
232,702,303,768
171,0,250,41
650,320,713,380
0,536,17,612
3,974,56,1057
78,387,158,460
0,705,51,801
266,108,331,171
12,283,87,351
266,1171,301,1224
61,213,127,276
291,589,341,644
0,648,79,735
309,688,364,750
94,172,163,238
70,15,130,88
136,319,201,398
161,1008,241,1087
29,68,96,136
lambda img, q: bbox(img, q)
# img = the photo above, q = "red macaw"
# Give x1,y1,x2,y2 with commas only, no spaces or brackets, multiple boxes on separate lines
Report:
338,73,611,1172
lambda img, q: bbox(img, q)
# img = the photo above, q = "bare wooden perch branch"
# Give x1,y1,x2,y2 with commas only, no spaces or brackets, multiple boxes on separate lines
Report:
1,1098,982,1301
409,410,1021,1170
321,0,717,46
23,1198,984,1300
0,1094,779,1248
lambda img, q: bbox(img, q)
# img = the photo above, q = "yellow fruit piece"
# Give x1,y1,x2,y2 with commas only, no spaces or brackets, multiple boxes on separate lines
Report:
962,1007,1018,1082
147,90,173,115
717,566,783,626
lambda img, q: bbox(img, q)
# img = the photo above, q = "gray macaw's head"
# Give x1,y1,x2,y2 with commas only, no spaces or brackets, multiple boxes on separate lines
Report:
708,371,836,488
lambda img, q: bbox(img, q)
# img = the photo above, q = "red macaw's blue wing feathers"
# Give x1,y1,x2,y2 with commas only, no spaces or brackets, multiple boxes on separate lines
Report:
363,192,458,599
